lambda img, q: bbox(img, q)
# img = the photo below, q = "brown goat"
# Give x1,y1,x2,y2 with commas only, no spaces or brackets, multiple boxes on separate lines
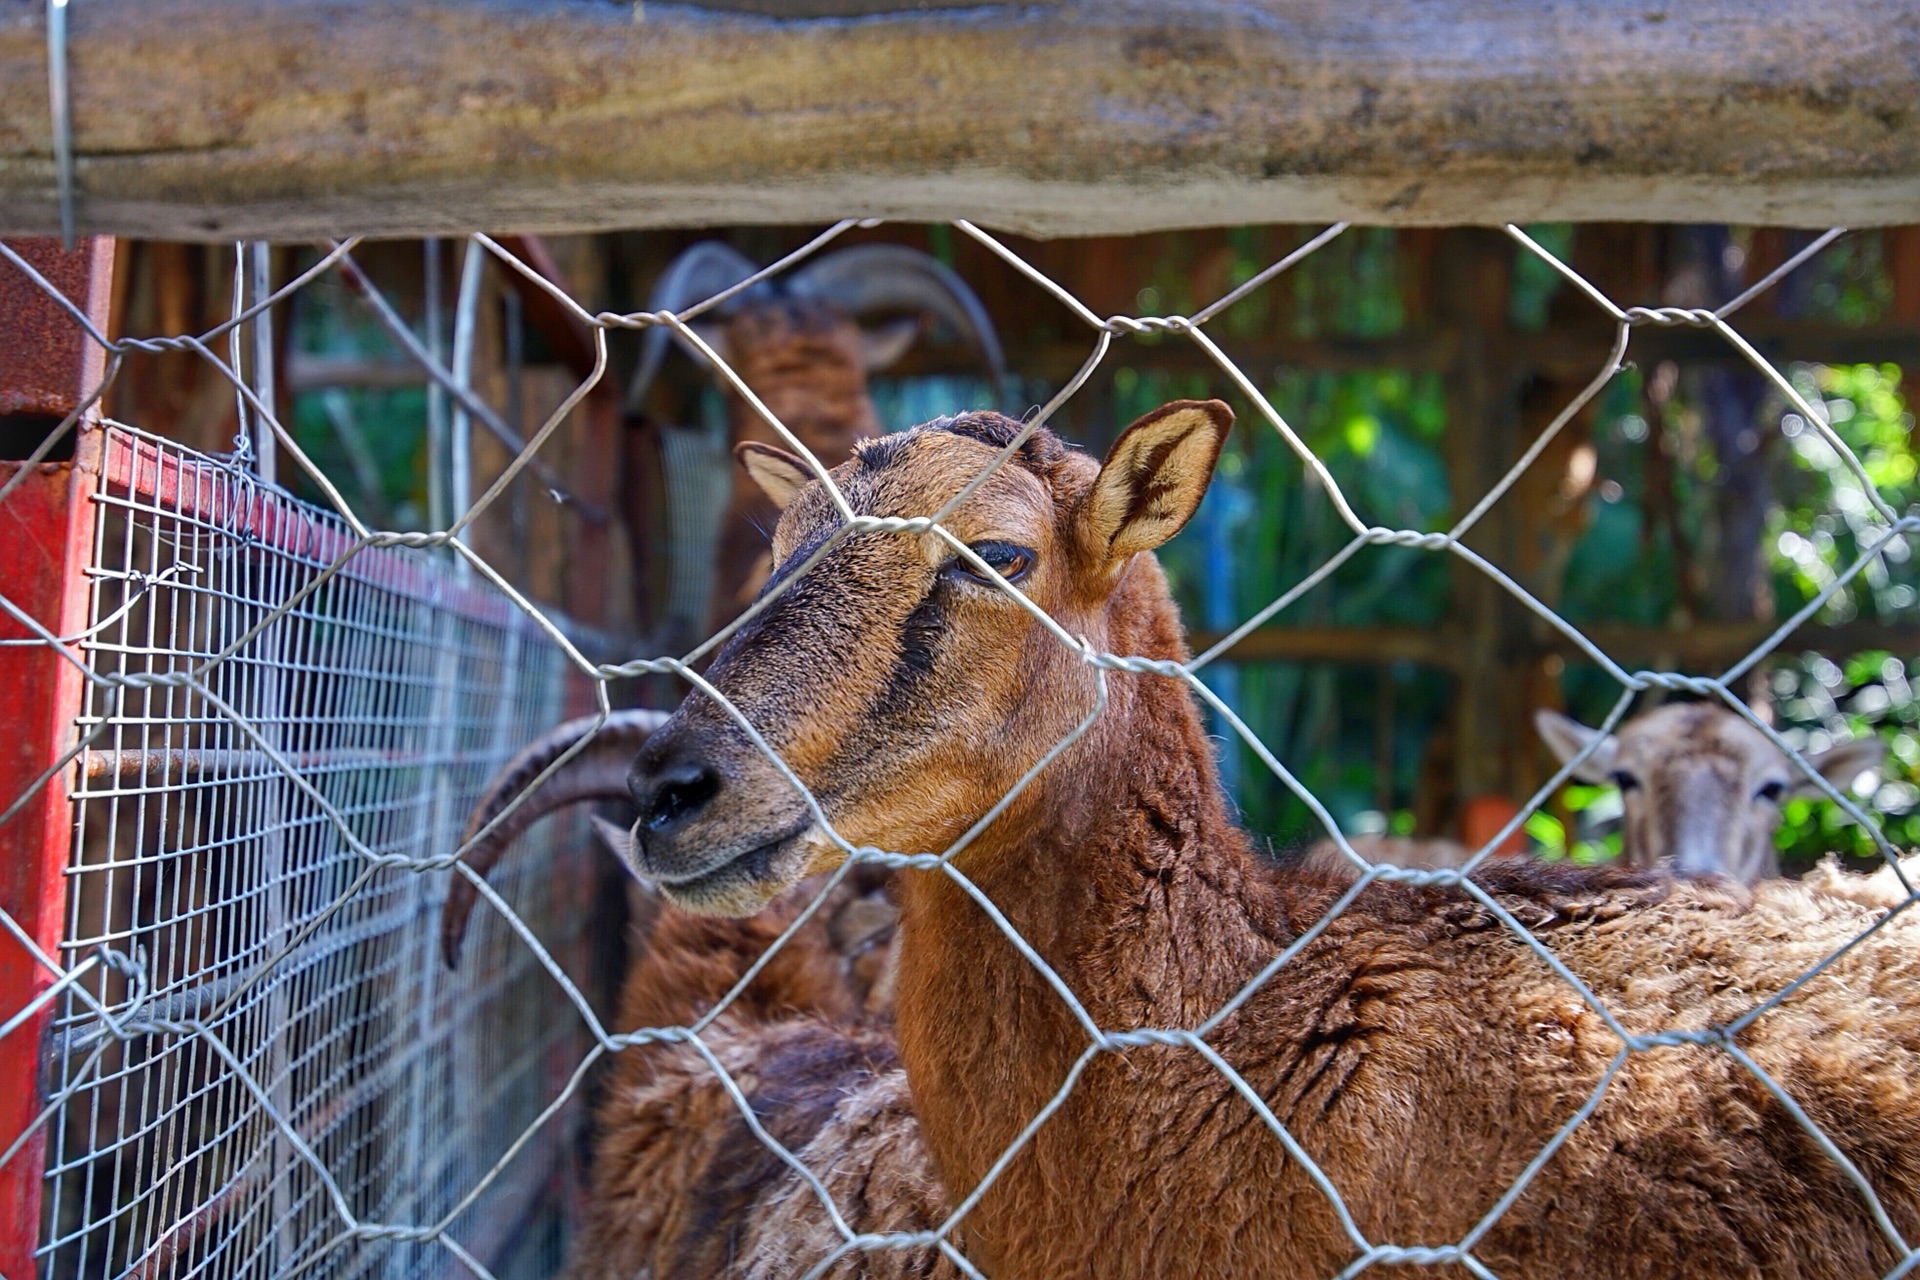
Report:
630,403,1920,1276
464,402,1920,1276
567,869,956,1280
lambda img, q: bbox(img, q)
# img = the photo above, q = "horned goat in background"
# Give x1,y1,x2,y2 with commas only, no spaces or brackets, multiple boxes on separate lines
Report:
626,241,1008,643
477,400,1920,1278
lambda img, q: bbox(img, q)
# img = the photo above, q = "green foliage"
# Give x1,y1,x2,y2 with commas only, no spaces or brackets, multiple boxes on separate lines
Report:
1156,361,1456,842
289,387,430,530
1767,648,1920,868
1770,362,1920,624
1527,784,1624,865
1791,234,1895,326
1523,810,1618,865
1289,228,1406,339
1760,362,1920,866
1510,224,1573,332
282,254,434,529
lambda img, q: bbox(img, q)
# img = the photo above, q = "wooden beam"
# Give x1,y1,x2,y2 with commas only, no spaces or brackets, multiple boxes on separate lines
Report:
0,1,1916,240
282,353,426,391
1189,626,1462,670
1189,621,1920,670
493,235,602,385
1001,316,1920,390
1441,230,1521,803
1574,620,1920,668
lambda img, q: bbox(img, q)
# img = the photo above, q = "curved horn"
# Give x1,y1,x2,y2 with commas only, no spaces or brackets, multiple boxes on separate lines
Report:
625,242,766,415
786,245,1011,408
439,708,670,969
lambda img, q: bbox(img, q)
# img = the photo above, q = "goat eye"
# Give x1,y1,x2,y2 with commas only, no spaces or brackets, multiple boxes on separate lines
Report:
1609,770,1640,792
953,542,1034,585
1756,780,1787,803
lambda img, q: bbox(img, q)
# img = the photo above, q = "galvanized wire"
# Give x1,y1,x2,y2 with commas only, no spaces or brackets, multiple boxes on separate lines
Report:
0,220,1915,1280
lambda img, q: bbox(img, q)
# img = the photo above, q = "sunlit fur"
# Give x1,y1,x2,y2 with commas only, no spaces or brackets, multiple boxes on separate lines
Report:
1538,702,1885,883
624,404,1920,1277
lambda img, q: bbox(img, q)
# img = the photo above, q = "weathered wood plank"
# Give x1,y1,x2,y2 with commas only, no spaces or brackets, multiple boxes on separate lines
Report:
0,0,1915,240
1191,620,1920,670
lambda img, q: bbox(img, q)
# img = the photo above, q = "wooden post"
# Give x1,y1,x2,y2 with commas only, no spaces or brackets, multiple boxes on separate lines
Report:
1434,229,1518,832
0,236,115,1277
568,395,619,633
1888,227,1920,404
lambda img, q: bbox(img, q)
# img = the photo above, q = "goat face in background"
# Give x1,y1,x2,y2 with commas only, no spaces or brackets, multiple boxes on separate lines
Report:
1536,702,1884,882
707,300,917,611
712,300,912,458
622,402,1229,916
627,241,1009,633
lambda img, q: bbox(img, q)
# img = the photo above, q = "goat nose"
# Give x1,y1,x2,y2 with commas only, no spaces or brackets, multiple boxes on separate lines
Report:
629,755,722,837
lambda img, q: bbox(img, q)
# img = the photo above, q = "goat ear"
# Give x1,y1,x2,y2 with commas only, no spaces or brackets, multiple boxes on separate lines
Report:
859,317,923,372
736,442,816,510
1078,400,1233,561
1534,709,1621,784
1797,734,1887,798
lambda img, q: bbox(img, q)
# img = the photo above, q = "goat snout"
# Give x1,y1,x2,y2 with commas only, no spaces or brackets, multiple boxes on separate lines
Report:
621,727,823,916
629,749,723,838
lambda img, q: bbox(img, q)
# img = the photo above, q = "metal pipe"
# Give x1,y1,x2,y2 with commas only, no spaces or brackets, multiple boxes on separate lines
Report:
424,237,448,532
81,748,406,782
250,241,278,486
450,238,486,551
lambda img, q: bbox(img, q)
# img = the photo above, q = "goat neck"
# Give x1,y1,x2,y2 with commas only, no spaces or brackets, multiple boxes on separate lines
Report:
890,545,1276,1210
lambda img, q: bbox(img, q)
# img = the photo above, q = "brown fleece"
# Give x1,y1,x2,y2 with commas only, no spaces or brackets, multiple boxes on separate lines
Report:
566,867,962,1280
866,425,1920,1278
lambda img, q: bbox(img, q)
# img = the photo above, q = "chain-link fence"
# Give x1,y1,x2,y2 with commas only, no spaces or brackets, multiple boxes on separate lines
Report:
1,221,1916,1278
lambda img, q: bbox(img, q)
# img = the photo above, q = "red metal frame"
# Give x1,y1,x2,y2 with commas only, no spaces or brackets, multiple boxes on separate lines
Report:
0,237,115,1274
2,240,605,1270
99,430,527,629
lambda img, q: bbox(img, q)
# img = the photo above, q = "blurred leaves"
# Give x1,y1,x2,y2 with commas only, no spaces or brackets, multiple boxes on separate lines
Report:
284,255,433,530
271,229,1920,867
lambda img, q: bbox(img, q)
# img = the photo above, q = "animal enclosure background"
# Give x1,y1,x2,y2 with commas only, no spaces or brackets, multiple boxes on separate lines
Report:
3,220,1918,1277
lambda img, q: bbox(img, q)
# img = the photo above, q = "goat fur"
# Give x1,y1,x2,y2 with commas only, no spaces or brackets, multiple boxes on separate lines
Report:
565,866,960,1279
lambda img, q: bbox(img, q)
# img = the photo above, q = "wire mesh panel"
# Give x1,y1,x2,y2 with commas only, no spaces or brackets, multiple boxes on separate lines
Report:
32,425,593,1280
0,221,1917,1280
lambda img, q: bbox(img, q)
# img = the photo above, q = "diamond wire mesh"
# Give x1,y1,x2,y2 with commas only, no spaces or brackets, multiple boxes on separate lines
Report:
0,221,1916,1278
